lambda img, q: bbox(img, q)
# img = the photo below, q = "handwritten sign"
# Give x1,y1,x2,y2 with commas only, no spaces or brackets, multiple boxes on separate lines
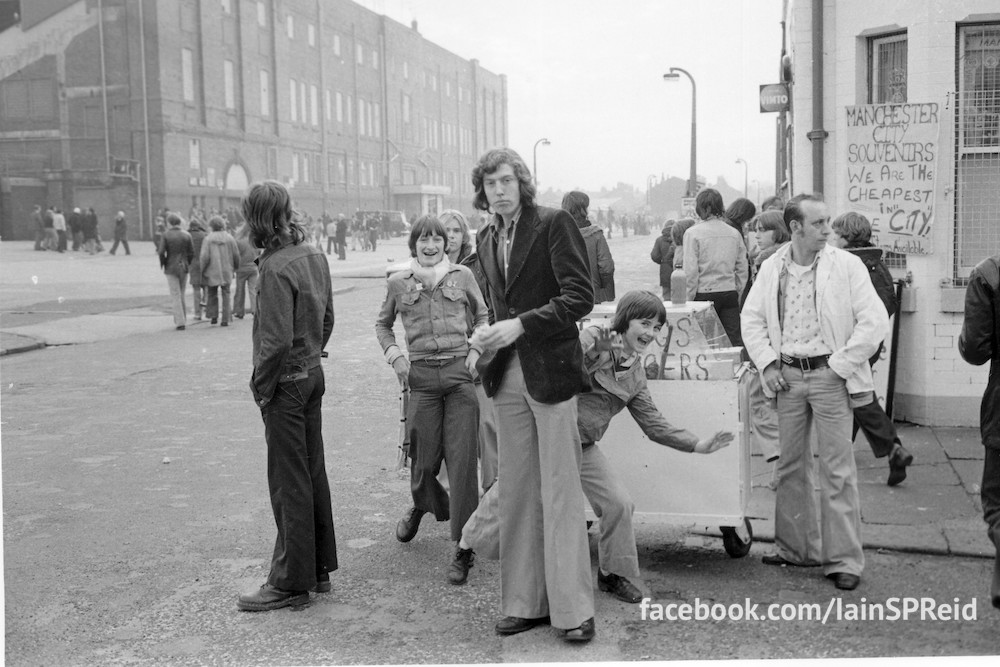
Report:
843,103,940,255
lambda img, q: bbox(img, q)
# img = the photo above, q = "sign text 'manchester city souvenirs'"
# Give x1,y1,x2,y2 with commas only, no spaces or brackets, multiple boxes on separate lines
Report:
843,102,940,255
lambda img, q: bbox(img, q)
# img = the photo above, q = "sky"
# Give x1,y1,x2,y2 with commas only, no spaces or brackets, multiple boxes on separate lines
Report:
356,0,786,195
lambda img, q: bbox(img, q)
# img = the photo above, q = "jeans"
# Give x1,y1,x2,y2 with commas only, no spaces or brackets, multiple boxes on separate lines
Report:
775,364,864,576
205,283,232,323
406,357,479,541
262,365,338,591
233,269,258,318
190,281,205,319
165,272,188,327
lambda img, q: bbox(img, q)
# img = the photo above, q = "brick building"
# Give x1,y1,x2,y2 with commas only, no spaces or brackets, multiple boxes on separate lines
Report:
0,0,508,240
779,0,998,426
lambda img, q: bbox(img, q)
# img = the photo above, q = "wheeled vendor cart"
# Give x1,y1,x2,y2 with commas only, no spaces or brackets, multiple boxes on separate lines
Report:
582,300,755,558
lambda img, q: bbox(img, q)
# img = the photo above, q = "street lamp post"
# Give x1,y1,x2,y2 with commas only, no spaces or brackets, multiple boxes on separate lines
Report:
533,138,550,191
664,67,696,197
736,158,748,198
646,173,657,207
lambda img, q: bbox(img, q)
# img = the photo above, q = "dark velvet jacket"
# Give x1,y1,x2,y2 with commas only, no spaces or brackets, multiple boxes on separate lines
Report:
474,204,594,403
959,254,1000,449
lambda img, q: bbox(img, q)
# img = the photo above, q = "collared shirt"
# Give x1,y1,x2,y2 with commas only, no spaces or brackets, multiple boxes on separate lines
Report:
492,207,522,279
779,252,833,357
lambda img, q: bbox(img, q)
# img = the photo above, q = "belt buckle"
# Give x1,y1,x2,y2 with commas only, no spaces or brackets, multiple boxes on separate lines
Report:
801,356,813,372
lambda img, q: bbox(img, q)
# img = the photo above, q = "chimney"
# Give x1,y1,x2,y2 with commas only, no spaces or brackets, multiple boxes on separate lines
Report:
411,20,418,32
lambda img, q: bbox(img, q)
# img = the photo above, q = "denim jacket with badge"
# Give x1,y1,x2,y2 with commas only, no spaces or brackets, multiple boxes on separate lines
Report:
376,263,488,361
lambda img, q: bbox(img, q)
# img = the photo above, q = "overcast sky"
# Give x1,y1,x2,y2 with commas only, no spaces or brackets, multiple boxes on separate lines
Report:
357,0,785,195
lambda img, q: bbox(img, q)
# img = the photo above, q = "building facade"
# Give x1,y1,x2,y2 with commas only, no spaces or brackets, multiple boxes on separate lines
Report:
0,0,507,240
780,0,999,426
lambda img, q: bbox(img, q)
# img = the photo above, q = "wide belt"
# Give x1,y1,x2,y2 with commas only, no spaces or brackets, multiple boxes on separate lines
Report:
780,353,830,371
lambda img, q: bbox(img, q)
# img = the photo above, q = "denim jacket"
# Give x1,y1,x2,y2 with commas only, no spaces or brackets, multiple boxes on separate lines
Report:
577,326,698,451
251,242,334,408
375,263,488,361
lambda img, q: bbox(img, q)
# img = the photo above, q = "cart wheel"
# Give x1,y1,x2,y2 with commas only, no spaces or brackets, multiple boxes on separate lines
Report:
720,518,753,558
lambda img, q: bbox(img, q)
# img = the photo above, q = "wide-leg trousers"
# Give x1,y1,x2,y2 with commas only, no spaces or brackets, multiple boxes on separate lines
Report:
775,364,864,577
263,365,338,591
494,352,593,629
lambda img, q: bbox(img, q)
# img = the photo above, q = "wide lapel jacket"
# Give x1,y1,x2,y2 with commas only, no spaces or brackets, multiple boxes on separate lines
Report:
475,204,594,403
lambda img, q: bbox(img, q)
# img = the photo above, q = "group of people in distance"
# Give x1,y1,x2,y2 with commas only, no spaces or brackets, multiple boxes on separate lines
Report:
232,146,1000,645
31,204,128,255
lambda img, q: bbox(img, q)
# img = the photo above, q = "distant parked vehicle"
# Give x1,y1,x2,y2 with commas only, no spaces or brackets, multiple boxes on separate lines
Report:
355,210,410,237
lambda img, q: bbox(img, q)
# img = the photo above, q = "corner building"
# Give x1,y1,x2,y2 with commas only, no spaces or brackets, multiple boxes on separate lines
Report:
778,0,998,426
0,0,507,240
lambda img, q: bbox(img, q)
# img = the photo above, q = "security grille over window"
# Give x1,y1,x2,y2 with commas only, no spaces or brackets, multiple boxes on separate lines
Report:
955,24,1000,281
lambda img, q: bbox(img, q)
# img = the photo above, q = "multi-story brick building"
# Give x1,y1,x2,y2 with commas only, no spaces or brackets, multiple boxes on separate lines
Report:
779,0,998,426
0,0,508,240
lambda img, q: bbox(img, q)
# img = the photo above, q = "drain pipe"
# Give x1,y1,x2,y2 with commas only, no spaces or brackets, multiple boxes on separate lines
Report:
807,0,827,193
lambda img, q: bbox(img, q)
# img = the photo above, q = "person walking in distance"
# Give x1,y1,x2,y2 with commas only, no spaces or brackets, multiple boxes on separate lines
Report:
110,211,131,255
157,213,194,330
741,194,888,591
469,147,596,642
958,251,1000,610
200,216,240,326
237,180,338,611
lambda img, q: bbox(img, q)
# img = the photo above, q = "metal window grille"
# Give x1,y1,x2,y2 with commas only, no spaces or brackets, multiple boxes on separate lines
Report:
871,33,908,104
954,24,1000,282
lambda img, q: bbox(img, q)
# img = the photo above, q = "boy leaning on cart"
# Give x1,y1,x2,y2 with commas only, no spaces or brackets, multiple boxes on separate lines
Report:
459,290,733,603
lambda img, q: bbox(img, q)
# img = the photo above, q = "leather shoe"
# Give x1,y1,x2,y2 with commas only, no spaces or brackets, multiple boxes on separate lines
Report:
598,570,642,603
887,444,914,486
312,573,331,593
495,615,549,636
237,584,309,611
448,547,474,585
395,507,426,542
762,554,821,567
827,572,861,590
559,617,596,643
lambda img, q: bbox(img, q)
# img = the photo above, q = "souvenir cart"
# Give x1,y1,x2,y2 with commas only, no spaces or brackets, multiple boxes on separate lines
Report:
582,300,754,558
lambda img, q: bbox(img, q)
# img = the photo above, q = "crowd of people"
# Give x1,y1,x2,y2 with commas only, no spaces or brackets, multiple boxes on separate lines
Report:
31,204,123,255
228,147,998,644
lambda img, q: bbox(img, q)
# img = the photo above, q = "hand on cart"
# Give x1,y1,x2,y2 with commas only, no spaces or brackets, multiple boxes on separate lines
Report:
693,430,735,454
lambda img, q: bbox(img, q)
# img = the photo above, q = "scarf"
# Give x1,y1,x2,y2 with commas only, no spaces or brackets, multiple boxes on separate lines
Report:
410,256,450,290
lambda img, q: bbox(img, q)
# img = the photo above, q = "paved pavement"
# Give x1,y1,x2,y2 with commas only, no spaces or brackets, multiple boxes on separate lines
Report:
0,238,993,562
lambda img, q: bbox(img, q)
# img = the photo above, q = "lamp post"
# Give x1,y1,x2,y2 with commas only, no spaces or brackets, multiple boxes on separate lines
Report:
533,137,550,191
646,173,657,207
735,158,748,198
664,67,696,197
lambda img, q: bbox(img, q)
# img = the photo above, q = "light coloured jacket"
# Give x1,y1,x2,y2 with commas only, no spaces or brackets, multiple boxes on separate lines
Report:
683,217,748,299
200,230,240,286
740,242,889,398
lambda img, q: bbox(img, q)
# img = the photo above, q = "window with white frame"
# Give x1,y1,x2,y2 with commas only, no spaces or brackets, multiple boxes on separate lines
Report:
291,151,299,182
325,89,331,121
870,33,907,104
373,102,381,138
358,98,365,136
289,78,297,122
302,152,310,183
372,50,378,70
182,48,195,102
336,91,343,123
403,61,408,79
356,43,363,65
189,139,200,170
257,1,266,27
310,85,318,126
223,60,235,109
347,94,353,125
308,23,315,47
286,15,294,39
333,34,341,57
955,24,1000,279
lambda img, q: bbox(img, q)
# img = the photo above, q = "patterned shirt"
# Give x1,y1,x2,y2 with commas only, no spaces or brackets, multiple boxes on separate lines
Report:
779,253,833,358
